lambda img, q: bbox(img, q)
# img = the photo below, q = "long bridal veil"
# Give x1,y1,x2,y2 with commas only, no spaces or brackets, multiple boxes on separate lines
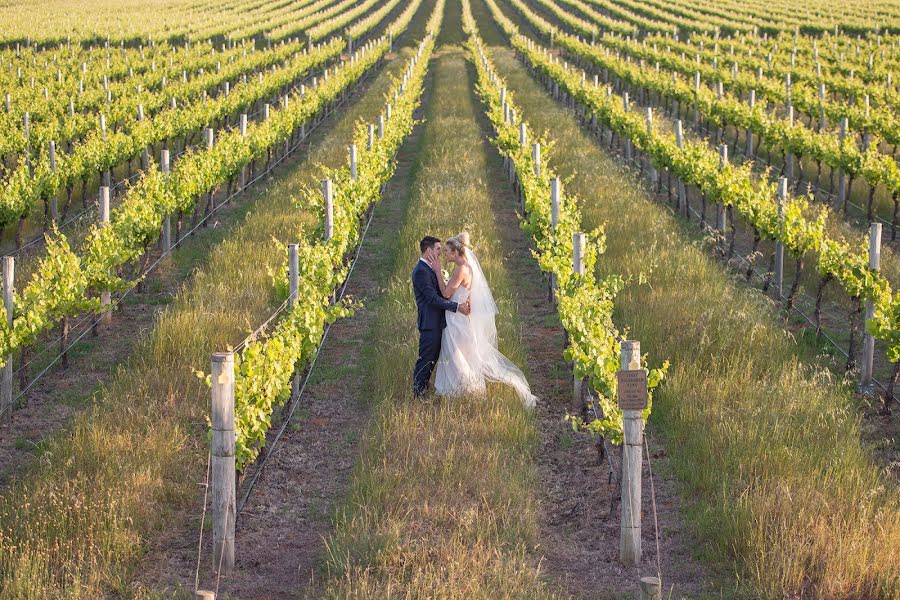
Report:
466,248,538,409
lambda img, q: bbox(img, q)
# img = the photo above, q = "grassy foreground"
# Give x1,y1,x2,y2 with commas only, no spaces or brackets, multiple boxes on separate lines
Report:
320,46,564,599
486,36,900,599
0,43,421,598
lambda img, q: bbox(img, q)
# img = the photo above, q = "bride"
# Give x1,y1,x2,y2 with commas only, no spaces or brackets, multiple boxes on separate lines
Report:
424,232,537,409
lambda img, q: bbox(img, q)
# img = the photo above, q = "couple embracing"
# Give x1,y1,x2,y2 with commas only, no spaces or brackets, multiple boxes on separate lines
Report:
411,232,537,408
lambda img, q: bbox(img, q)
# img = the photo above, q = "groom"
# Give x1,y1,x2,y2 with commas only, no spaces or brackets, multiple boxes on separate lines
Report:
412,235,471,397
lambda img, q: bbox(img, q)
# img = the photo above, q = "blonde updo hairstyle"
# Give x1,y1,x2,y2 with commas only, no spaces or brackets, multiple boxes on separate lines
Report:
445,231,471,258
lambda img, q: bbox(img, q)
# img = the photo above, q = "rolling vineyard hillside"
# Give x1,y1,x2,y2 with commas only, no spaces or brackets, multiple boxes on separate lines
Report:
0,0,896,598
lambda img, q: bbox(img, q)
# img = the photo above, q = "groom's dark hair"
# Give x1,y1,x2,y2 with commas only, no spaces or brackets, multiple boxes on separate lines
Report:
420,236,441,254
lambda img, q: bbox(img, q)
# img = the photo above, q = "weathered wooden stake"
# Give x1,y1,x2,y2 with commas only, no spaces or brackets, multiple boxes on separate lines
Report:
99,187,111,327
572,233,586,407
349,144,358,181
693,71,701,126
48,141,58,223
367,124,375,150
623,93,633,162
161,150,171,253
774,178,786,299
289,244,300,399
239,114,248,190
836,118,848,210
646,108,656,187
746,90,756,157
620,339,642,567
640,576,661,600
818,83,827,130
1,257,13,422
549,178,560,302
205,128,215,218
717,145,728,248
532,142,541,177
785,105,795,180
675,120,687,215
861,223,882,389
211,351,236,577
322,179,334,240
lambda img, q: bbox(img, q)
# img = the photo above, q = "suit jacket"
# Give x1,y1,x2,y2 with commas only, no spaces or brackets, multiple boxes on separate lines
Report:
412,259,458,331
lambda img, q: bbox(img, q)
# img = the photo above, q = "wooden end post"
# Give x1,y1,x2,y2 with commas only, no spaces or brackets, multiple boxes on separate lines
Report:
161,150,171,253
746,90,756,158
289,244,300,399
785,105,794,180
774,178,786,299
717,145,728,252
571,233,586,408
1,257,13,422
322,179,333,241
646,108,657,188
549,178,560,302
620,339,642,567
48,141,58,223
836,118,847,211
640,576,661,600
861,223,882,389
239,114,248,190
211,352,236,577
675,120,687,216
99,187,111,327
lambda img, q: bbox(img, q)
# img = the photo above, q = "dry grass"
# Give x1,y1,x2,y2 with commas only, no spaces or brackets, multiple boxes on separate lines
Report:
488,43,900,599
321,47,566,599
0,46,419,599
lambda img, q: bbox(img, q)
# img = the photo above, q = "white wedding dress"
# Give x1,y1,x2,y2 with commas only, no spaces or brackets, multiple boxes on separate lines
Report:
434,250,537,409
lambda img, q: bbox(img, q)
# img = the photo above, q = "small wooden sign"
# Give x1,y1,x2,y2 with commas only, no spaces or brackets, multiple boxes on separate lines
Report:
617,369,648,410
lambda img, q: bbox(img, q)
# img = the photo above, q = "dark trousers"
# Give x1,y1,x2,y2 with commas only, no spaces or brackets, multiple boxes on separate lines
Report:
413,328,442,397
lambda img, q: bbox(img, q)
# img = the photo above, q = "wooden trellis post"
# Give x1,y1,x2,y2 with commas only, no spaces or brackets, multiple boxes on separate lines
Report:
98,187,111,330
785,105,795,181
48,141,58,224
675,120,687,216
239,114,248,190
717,145,728,253
571,233,586,409
640,576,661,599
289,244,300,399
619,340,644,567
322,179,334,241
211,351,235,576
549,178,560,302
1,257,13,422
836,118,848,211
161,149,171,253
861,223,882,389
746,90,755,158
645,108,657,189
773,178,786,299
623,93,632,162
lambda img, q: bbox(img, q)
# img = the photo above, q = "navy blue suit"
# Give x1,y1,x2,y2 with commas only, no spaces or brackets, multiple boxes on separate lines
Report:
412,259,458,396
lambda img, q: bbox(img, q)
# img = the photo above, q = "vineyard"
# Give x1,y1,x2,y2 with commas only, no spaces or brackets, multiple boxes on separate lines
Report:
0,0,897,598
